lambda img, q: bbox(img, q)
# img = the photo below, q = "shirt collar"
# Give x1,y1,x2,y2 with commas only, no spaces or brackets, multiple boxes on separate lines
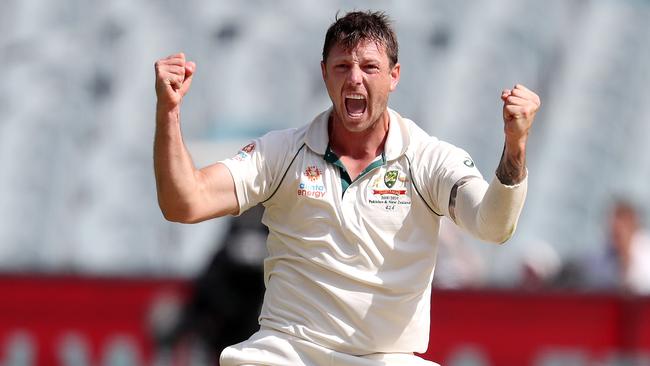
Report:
304,108,331,155
384,108,410,161
304,107,410,161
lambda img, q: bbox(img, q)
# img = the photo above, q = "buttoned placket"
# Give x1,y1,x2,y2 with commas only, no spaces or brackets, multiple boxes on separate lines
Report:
323,144,386,232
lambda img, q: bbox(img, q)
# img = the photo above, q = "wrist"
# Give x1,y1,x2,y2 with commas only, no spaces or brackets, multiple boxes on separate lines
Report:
156,100,180,113
156,104,181,128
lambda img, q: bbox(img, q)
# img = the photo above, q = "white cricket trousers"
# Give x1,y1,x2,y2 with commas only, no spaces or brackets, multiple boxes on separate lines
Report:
219,327,440,366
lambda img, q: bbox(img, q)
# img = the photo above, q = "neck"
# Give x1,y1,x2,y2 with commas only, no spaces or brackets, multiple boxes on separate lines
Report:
328,110,390,159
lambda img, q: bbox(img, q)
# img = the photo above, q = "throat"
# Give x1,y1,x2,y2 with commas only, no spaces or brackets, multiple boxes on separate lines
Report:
328,113,389,159
339,155,381,181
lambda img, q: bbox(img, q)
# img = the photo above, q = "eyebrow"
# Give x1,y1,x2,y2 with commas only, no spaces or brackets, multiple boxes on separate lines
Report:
328,53,383,64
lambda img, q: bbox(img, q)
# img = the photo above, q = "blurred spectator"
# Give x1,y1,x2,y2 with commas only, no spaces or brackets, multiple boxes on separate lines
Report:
433,218,487,289
158,205,267,362
582,200,650,294
519,239,562,290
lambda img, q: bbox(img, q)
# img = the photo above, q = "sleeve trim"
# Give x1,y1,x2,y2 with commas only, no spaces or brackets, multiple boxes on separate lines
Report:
261,143,306,204
449,175,479,223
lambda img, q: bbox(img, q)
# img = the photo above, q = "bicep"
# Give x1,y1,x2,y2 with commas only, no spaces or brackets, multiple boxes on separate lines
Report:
189,162,239,221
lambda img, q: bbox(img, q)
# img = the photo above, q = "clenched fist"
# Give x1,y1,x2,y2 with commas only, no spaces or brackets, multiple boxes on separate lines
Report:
500,84,540,143
154,53,196,110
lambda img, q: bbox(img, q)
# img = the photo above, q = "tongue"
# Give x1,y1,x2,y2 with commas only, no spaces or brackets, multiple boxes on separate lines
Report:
346,98,366,115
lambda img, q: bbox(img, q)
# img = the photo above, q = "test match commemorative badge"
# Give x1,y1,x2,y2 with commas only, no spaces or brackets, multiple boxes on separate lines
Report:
368,169,411,209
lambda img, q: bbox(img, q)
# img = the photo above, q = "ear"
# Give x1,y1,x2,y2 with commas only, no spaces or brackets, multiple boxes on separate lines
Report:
321,61,327,81
389,63,400,92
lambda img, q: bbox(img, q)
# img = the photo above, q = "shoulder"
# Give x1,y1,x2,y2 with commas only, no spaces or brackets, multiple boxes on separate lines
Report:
260,125,304,143
398,117,460,162
254,125,307,156
395,113,478,174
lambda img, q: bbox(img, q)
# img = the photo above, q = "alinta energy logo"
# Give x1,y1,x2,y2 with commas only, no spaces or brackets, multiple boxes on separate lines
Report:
304,166,322,181
298,165,326,198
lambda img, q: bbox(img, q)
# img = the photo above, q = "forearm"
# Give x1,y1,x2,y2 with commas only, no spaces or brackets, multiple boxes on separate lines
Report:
154,105,200,220
452,175,527,244
496,137,527,185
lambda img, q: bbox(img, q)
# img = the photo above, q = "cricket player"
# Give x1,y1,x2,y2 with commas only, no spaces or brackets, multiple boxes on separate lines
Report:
153,10,540,366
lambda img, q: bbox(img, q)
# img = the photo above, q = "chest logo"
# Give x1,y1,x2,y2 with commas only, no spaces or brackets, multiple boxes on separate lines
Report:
370,170,409,196
368,169,411,209
298,165,326,199
384,170,398,188
304,166,322,181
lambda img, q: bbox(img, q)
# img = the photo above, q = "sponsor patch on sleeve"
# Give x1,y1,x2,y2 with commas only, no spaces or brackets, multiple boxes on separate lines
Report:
232,142,256,161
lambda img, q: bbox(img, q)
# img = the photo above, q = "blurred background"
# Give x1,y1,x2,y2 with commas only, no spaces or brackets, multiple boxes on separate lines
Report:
2,0,650,365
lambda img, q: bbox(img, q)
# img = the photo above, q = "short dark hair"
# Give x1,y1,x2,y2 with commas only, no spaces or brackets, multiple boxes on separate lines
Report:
322,11,399,67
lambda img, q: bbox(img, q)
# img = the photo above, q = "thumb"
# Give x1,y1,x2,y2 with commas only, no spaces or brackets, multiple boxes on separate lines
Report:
179,61,196,97
185,61,196,78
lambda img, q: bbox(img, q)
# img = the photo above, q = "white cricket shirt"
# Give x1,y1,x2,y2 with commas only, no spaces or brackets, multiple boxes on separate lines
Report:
221,108,483,355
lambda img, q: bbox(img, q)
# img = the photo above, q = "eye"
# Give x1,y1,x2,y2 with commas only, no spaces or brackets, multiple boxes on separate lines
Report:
334,64,349,71
364,64,380,73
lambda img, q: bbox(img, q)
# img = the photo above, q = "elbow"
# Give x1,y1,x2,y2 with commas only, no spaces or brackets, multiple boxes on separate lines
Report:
158,200,199,224
160,206,189,224
158,198,234,223
480,224,517,245
473,204,522,244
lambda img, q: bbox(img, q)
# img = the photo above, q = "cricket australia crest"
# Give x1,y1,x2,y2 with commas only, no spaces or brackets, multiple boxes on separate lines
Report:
368,168,411,210
384,170,398,188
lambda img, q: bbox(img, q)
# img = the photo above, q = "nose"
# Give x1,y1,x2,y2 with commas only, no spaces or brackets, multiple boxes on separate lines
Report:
347,65,363,86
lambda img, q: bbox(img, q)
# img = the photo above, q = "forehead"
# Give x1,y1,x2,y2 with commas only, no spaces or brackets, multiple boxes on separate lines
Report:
326,39,388,63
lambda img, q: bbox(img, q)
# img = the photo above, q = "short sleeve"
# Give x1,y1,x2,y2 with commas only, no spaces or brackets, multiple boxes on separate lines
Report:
220,130,296,215
413,139,484,217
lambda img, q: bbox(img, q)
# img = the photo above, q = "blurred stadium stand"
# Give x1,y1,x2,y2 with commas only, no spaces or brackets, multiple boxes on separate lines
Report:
2,0,650,365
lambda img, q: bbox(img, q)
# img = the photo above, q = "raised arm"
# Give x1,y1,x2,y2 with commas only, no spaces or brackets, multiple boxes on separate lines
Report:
451,84,540,243
153,53,238,223
496,84,539,185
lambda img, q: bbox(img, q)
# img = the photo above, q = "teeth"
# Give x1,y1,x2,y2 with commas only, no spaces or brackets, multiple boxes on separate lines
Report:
346,94,366,100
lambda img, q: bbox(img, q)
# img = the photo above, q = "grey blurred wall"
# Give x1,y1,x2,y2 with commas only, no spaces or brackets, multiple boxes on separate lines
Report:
1,0,649,282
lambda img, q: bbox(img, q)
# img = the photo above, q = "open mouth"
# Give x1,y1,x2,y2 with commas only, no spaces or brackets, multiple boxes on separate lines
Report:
345,94,367,118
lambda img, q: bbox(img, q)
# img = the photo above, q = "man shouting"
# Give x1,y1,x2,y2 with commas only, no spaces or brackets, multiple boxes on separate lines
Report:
154,10,540,366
